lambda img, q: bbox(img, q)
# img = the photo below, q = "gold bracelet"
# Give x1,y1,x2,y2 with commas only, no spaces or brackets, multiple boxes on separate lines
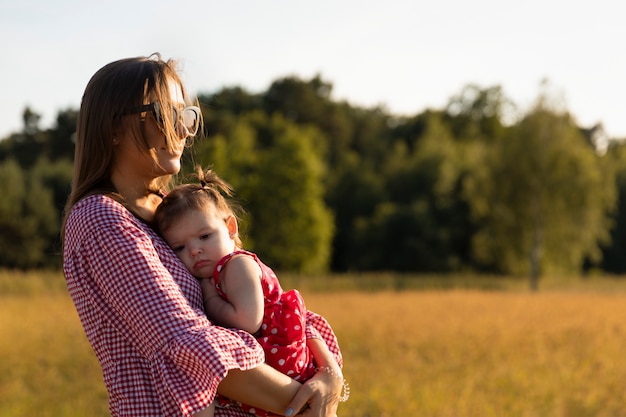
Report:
316,366,350,402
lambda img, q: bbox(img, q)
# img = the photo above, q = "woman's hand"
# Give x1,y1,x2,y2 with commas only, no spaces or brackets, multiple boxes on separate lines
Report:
285,337,345,416
285,367,343,416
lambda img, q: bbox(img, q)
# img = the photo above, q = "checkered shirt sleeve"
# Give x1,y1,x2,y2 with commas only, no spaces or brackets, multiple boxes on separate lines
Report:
305,311,343,368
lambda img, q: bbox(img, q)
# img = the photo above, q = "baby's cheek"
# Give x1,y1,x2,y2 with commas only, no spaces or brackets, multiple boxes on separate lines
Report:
184,257,194,270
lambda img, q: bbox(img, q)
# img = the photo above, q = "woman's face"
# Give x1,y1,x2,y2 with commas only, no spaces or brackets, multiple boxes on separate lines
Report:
113,79,189,180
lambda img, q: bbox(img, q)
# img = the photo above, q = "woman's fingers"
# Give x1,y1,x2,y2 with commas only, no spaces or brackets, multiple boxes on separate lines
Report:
285,382,312,416
287,377,339,417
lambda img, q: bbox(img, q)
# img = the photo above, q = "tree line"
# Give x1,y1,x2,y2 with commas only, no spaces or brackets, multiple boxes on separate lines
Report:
2,75,626,287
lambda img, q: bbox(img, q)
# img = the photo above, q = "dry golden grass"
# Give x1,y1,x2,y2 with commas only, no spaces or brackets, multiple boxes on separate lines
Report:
3,271,626,416
304,290,626,417
0,292,108,416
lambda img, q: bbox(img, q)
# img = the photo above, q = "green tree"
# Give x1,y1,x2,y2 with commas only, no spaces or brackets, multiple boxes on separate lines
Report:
444,84,515,141
191,113,333,273
32,157,74,264
262,74,331,124
250,115,333,272
465,98,616,289
0,107,48,167
348,113,471,271
0,159,58,268
189,112,260,187
599,142,626,273
326,150,386,271
197,87,262,138
47,108,78,161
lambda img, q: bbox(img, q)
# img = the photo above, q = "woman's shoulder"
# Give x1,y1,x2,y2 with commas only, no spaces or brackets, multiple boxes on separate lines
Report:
69,194,131,223
65,194,141,240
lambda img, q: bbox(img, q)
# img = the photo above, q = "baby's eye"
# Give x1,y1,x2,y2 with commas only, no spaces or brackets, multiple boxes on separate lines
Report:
173,245,185,253
199,234,211,240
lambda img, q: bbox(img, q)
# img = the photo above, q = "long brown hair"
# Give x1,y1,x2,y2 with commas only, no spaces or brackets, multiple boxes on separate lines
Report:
62,53,194,239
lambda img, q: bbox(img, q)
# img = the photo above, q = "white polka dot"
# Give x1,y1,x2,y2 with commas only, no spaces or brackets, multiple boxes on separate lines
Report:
262,324,267,330
291,352,297,358
271,347,278,354
294,325,301,331
271,328,278,334
278,359,285,366
287,370,294,375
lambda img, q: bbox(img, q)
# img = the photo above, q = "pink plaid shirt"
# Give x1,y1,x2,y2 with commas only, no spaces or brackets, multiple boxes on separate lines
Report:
63,195,341,416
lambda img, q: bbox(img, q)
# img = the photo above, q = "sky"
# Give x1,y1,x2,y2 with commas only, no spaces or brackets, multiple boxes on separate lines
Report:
1,0,625,139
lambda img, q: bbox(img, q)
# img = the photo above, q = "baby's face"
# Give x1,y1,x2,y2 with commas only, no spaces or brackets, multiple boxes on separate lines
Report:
162,209,236,279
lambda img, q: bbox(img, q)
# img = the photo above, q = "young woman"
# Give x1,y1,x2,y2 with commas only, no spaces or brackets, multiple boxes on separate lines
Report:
62,54,343,417
154,168,348,417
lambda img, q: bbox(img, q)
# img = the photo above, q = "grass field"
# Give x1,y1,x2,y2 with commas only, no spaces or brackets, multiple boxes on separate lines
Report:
2,271,626,416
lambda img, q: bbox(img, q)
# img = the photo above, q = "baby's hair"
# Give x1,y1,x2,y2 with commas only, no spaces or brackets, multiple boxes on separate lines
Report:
154,166,243,248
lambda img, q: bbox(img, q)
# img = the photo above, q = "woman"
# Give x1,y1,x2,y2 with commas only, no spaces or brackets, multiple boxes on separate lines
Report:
62,54,343,417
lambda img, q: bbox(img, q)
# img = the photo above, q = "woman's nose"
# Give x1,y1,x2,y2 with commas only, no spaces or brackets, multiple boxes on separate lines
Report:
177,120,190,139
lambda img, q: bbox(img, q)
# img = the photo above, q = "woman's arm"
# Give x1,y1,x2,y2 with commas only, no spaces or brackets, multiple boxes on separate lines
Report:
223,337,344,416
202,255,264,334
218,363,301,415
219,360,342,417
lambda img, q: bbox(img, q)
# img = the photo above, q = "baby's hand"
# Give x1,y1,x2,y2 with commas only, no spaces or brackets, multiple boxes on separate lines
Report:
200,277,221,305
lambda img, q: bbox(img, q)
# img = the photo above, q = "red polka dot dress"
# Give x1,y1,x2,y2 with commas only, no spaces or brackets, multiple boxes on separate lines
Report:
213,251,317,416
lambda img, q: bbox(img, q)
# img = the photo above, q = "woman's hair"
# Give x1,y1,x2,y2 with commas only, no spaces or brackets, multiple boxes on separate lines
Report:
154,167,244,248
62,53,195,236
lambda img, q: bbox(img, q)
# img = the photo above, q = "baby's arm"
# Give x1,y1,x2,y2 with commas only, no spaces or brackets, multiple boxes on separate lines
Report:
200,255,264,334
193,402,215,417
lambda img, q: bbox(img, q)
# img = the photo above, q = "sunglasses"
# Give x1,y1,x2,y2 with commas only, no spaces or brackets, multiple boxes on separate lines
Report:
129,102,201,136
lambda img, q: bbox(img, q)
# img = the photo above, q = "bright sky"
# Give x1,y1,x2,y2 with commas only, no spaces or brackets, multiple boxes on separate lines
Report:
1,0,625,139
